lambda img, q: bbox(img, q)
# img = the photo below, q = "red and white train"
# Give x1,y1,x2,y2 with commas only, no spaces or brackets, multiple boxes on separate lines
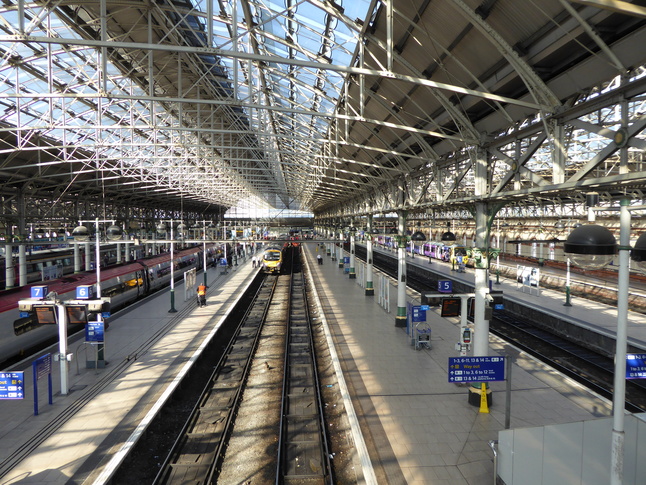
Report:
0,243,146,290
0,244,220,368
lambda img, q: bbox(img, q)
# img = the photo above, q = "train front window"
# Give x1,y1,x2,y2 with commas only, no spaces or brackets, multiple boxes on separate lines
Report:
264,252,281,261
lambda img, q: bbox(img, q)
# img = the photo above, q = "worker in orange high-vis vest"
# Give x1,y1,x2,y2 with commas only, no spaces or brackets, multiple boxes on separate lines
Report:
197,284,207,307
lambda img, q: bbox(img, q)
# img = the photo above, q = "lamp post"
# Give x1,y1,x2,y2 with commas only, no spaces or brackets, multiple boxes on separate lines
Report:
564,197,646,485
72,218,122,368
441,221,457,270
494,220,502,284
232,221,238,267
349,224,357,279
200,220,214,287
156,221,177,313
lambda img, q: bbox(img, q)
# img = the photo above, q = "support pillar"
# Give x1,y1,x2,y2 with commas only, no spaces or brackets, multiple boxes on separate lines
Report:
473,202,490,357
18,244,27,286
337,227,343,268
74,244,81,273
349,225,356,279
395,211,407,327
365,215,374,296
5,244,14,289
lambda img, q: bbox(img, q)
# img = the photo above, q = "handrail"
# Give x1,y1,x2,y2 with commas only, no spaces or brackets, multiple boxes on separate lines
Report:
488,440,498,485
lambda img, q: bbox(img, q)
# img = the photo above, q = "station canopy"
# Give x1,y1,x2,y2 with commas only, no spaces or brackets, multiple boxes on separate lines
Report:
0,0,645,222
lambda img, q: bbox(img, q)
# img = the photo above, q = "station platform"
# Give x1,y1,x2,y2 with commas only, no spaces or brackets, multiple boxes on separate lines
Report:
0,258,259,484
303,243,639,484
0,242,639,485
390,246,646,350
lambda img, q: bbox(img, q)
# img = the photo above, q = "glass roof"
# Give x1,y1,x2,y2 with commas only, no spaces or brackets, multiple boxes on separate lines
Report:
3,0,644,225
0,0,373,213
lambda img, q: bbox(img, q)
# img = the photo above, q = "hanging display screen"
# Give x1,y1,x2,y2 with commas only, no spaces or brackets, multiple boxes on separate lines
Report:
440,298,461,318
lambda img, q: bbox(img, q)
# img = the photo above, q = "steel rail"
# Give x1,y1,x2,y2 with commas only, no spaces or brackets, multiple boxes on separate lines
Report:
153,274,277,484
276,247,333,484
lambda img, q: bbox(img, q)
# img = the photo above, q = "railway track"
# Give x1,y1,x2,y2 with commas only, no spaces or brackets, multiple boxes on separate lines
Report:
152,272,277,484
276,247,332,484
352,244,646,413
110,246,336,484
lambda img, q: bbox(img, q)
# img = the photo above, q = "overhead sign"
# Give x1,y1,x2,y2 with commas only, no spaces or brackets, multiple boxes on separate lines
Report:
448,356,506,383
66,305,89,324
0,372,25,400
626,353,646,379
441,298,461,317
34,305,57,325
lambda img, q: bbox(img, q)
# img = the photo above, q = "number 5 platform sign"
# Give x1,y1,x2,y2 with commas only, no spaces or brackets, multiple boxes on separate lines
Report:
438,280,452,293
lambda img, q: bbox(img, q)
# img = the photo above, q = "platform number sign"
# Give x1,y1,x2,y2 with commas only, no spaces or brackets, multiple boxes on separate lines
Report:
438,280,452,293
76,285,92,300
30,286,48,299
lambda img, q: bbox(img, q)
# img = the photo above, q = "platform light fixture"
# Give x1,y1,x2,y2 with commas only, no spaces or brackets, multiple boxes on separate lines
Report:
563,224,617,269
73,218,122,294
440,221,456,242
411,229,427,241
631,233,646,271
71,225,91,241
564,196,646,485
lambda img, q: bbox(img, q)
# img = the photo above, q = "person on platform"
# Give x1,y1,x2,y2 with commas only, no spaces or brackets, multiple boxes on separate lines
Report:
197,284,207,307
317,254,323,265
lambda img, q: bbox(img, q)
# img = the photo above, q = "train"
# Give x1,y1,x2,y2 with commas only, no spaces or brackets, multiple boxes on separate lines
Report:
0,243,146,291
260,247,283,273
0,244,221,368
375,236,470,266
419,242,469,266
